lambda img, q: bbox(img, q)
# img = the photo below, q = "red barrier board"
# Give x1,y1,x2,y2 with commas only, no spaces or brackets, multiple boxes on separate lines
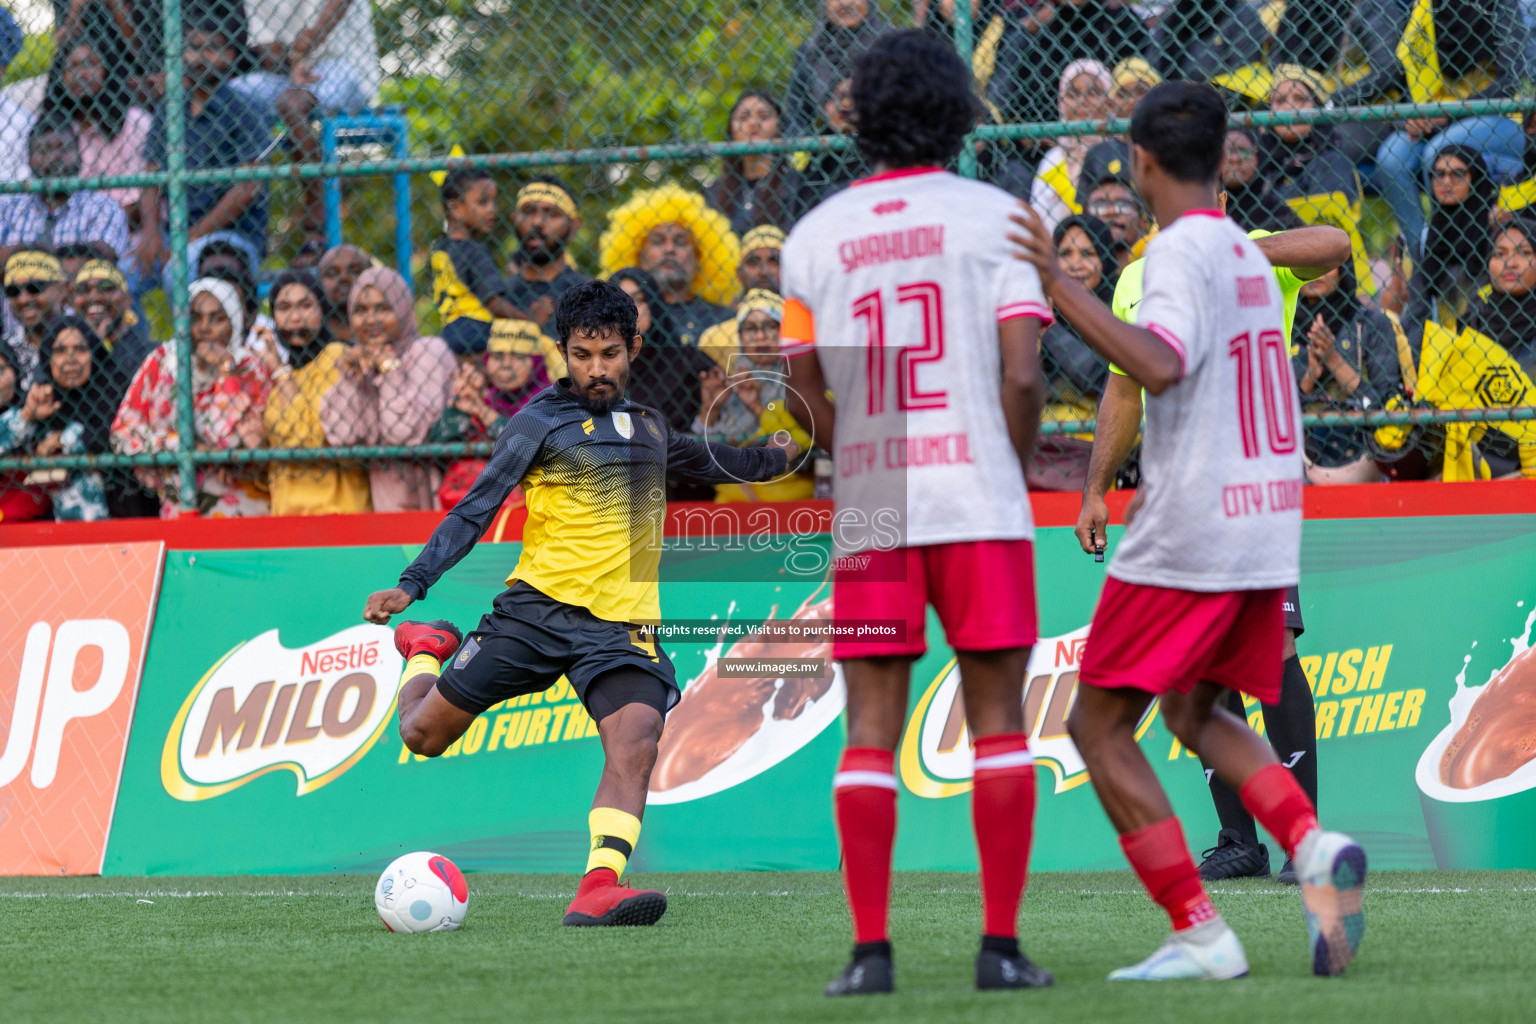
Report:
0,543,164,874
0,480,1531,552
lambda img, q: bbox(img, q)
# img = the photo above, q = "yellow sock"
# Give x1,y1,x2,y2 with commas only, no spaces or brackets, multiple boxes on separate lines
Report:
586,807,642,877
405,653,442,681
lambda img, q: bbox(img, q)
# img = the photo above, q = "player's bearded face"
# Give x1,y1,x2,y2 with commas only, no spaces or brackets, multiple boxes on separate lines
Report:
567,329,633,414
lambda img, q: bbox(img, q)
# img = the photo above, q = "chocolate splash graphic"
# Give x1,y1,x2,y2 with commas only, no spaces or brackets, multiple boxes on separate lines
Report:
1440,645,1536,788
650,590,835,792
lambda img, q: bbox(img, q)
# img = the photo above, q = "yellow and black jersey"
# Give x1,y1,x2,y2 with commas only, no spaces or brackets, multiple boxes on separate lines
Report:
398,380,786,623
430,235,509,325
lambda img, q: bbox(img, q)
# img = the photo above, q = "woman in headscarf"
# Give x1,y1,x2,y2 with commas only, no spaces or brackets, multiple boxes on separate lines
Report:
1041,214,1116,402
0,317,115,519
783,0,891,139
709,90,804,234
698,289,815,502
1465,217,1536,377
1029,214,1116,492
259,269,371,516
111,277,272,517
1290,260,1391,483
1409,144,1497,324
430,319,554,508
321,266,455,512
796,76,867,210
1030,60,1111,234
0,342,47,520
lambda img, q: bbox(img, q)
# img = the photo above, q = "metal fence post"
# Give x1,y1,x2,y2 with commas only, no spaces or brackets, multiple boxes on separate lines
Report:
953,2,978,180
161,0,195,514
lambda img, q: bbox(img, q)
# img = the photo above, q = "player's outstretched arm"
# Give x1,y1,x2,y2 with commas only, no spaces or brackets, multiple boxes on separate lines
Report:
665,426,788,484
380,416,548,617
1076,371,1142,556
786,352,835,453
998,315,1046,475
1252,225,1350,282
1008,204,1183,395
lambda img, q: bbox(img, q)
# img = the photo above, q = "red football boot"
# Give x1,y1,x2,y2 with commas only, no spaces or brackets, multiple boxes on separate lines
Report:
563,868,668,927
393,620,463,663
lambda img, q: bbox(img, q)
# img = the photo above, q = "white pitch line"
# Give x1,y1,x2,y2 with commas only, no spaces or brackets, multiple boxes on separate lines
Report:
1,886,1531,899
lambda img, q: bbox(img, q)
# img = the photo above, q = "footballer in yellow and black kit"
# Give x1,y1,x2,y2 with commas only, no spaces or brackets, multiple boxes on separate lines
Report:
395,379,787,717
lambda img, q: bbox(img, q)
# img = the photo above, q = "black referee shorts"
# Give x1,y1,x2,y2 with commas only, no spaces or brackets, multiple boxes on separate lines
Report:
1282,584,1305,637
436,582,679,721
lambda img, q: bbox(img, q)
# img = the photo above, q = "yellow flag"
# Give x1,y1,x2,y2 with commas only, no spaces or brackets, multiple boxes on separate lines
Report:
430,144,468,188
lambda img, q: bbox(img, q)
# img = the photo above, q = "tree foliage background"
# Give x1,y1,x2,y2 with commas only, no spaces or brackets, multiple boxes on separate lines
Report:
315,0,816,294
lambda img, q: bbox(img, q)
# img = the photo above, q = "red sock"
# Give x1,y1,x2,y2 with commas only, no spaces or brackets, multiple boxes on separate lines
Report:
971,733,1036,938
1239,762,1320,857
1120,817,1216,932
834,747,897,945
578,867,617,896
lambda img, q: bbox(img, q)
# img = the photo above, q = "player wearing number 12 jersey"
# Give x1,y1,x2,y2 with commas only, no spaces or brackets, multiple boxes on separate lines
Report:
1010,82,1366,981
783,30,1052,997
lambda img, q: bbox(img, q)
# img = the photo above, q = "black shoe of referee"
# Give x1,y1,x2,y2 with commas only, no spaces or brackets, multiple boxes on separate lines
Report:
976,936,1054,990
1198,828,1272,880
825,942,894,996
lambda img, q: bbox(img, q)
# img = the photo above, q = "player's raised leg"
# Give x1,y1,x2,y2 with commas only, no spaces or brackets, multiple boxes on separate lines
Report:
824,656,909,996
393,619,476,757
956,645,1054,990
564,668,670,927
1163,679,1366,976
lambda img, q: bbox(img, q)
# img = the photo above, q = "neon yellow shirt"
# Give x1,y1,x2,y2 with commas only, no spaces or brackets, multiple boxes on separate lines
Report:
1109,228,1306,374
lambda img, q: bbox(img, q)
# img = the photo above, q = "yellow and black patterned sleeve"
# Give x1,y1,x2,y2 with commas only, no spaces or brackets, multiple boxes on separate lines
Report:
665,424,787,484
398,405,553,599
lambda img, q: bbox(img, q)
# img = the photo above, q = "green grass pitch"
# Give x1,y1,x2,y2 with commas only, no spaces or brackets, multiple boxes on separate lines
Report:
2,870,1531,1023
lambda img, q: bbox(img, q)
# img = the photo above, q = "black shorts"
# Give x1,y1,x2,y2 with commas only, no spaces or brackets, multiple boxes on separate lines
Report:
1282,584,1305,637
436,582,679,720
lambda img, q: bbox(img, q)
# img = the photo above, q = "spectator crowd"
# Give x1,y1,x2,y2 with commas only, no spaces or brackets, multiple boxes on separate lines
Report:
5,0,1536,522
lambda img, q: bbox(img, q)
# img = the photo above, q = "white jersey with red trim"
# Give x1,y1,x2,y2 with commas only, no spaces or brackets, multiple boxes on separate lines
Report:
780,167,1051,552
1112,210,1304,591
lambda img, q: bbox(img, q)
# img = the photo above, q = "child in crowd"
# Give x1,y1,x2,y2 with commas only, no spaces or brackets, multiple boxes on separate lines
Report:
430,168,528,354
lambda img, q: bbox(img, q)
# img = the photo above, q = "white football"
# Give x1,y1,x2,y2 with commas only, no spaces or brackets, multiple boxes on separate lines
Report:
375,851,469,933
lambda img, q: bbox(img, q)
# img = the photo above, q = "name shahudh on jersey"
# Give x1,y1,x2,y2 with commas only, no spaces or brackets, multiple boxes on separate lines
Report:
838,225,946,273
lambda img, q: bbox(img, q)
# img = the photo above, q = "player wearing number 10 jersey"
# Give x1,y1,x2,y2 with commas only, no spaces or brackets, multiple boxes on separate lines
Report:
783,30,1053,997
1010,82,1366,981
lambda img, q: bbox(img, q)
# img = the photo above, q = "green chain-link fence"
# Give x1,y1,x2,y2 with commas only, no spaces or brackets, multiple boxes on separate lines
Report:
1,0,1535,518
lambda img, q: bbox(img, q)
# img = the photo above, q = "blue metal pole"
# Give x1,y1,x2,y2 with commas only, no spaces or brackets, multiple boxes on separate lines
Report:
392,113,412,282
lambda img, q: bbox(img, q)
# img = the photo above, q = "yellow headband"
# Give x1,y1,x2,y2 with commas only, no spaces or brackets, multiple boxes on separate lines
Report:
1271,64,1332,102
1113,56,1161,91
487,318,549,356
5,251,61,285
517,182,578,220
737,288,784,325
739,225,786,254
75,259,127,290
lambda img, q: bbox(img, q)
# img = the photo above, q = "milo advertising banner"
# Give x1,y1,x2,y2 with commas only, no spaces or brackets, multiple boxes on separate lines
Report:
102,514,1536,875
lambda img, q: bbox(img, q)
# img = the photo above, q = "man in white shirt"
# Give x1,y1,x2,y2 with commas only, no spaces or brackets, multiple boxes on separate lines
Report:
0,9,34,185
1010,82,1366,982
231,0,380,238
784,29,1052,997
0,116,130,263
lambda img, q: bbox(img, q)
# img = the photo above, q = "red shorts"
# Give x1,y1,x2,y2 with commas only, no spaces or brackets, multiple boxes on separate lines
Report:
1077,578,1284,704
831,539,1038,660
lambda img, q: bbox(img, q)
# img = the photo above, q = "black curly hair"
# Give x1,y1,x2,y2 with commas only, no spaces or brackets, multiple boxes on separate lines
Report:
441,167,495,204
554,278,639,351
851,29,982,170
1129,81,1228,185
